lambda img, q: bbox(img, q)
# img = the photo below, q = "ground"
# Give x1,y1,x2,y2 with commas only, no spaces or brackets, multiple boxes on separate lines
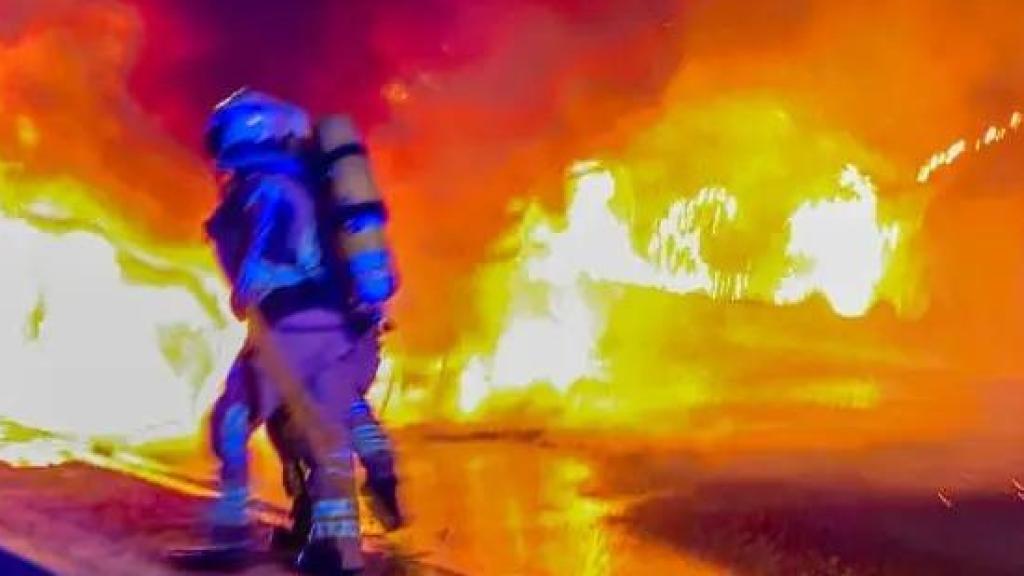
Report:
0,428,1023,575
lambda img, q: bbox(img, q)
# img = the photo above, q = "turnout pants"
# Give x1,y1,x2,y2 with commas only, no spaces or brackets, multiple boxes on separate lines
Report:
209,309,383,566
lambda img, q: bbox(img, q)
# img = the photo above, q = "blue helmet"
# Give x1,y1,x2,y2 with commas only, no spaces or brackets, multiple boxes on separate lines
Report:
204,88,311,171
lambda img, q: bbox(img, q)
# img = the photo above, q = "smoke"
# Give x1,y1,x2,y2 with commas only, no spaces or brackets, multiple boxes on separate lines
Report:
3,0,1024,445
0,0,213,242
117,0,688,350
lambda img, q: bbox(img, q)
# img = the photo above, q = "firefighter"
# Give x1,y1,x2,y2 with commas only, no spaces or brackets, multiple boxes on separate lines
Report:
170,88,401,575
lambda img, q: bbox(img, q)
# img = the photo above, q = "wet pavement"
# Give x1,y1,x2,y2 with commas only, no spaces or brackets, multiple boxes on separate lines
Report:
387,435,718,575
1,429,1024,575
378,432,1024,575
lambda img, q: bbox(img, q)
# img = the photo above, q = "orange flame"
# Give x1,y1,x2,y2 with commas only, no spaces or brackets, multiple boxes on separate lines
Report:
3,0,1024,470
449,151,903,423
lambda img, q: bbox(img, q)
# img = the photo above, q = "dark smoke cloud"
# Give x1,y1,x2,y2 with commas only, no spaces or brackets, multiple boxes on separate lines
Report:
125,0,441,145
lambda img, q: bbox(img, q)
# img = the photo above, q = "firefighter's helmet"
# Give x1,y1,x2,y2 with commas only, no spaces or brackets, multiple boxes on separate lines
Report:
204,87,311,170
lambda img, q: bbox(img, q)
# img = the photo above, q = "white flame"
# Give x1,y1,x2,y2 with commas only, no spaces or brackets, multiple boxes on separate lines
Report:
0,212,242,443
457,160,900,413
775,165,899,316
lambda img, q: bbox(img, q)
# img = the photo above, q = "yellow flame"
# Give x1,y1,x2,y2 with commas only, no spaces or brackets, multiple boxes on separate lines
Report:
0,166,243,453
0,100,909,455
457,164,619,414
648,186,748,299
455,159,900,418
455,162,758,416
917,139,966,183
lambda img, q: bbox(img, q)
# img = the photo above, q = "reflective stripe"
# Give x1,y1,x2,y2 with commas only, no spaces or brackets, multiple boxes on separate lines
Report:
311,497,360,538
325,448,355,462
349,399,372,418
310,518,360,539
313,499,357,519
349,250,395,304
321,449,355,477
352,424,391,456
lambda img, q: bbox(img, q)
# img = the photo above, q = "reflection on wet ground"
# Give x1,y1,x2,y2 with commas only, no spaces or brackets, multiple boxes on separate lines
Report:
2,424,1024,575
391,434,1024,573
247,426,1024,575
386,438,721,575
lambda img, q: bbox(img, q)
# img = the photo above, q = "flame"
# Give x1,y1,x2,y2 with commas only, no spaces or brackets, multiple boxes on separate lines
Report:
3,0,1018,471
456,165,620,415
452,155,902,421
648,185,745,299
918,109,1022,183
455,162,749,416
0,165,243,456
0,1,237,464
775,165,900,317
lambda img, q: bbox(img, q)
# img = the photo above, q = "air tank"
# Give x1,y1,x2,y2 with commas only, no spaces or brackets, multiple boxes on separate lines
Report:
315,115,398,305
